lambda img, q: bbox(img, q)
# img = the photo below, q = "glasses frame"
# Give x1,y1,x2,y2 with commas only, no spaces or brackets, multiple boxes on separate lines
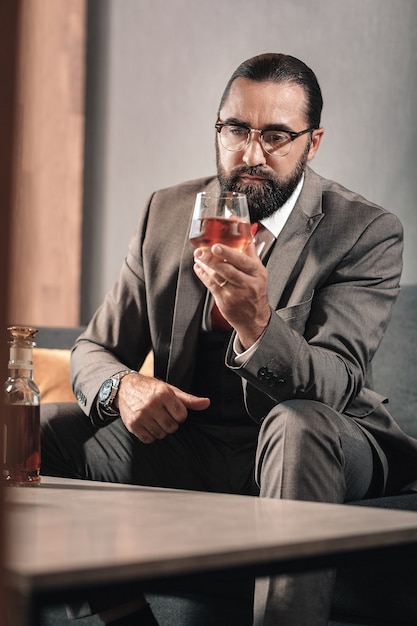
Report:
215,122,317,156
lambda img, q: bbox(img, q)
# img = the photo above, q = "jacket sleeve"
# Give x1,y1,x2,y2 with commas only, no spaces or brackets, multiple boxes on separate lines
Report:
226,210,403,422
70,195,154,417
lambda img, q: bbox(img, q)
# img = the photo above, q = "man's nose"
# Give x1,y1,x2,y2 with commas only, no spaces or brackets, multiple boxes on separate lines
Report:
242,131,267,167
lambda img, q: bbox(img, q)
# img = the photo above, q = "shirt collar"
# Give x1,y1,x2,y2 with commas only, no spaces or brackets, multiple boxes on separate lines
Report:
260,174,304,239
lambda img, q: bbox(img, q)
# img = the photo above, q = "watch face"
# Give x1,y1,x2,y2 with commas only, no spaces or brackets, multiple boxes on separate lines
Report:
98,379,113,404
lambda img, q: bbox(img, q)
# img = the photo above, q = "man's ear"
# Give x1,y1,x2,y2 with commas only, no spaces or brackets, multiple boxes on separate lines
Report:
307,127,324,161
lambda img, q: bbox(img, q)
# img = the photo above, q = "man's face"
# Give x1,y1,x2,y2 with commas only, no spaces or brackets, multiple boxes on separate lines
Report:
216,77,323,222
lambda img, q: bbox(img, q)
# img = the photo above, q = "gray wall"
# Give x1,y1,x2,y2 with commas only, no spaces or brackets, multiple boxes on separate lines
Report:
81,0,417,322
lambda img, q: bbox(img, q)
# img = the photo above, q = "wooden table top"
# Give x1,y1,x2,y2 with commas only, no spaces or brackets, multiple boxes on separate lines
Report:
6,477,417,595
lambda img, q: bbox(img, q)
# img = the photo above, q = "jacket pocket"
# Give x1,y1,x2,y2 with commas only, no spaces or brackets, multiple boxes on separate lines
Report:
344,387,388,418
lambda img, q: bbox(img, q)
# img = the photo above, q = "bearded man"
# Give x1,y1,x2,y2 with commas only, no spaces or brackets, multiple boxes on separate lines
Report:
41,53,417,626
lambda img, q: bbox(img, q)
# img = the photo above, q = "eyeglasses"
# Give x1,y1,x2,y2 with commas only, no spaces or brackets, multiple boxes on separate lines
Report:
215,122,316,157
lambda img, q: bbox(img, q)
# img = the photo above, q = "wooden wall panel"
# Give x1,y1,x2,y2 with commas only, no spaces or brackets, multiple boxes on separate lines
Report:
9,0,87,327
1,2,22,622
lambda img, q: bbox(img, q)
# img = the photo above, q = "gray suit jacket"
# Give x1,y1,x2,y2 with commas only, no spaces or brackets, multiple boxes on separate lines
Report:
72,167,417,494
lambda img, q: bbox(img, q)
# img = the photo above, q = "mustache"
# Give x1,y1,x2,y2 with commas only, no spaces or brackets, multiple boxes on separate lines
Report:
231,165,274,181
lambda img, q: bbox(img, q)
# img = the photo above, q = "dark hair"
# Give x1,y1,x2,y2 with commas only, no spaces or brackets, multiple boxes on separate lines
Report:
218,53,323,128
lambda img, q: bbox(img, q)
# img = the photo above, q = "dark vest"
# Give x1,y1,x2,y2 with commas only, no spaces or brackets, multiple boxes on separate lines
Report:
189,330,254,425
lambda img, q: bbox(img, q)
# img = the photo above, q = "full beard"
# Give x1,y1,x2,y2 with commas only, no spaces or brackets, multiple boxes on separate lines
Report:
216,144,309,223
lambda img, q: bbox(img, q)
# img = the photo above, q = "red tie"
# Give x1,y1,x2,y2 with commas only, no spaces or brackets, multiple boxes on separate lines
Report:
210,223,259,332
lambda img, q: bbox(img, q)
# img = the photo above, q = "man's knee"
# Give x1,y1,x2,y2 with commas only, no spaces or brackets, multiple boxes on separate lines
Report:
259,399,340,448
41,402,94,478
41,401,84,423
255,400,347,501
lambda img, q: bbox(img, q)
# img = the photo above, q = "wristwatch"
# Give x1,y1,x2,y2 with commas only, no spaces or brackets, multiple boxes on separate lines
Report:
97,370,135,413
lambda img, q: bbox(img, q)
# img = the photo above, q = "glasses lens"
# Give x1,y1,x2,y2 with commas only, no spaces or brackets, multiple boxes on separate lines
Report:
220,125,249,151
262,130,292,156
218,126,300,156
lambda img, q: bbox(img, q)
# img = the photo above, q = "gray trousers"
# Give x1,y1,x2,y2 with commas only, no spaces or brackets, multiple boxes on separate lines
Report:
41,399,384,625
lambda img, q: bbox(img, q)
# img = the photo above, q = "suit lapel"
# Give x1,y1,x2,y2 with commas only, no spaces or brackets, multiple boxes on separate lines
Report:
166,235,205,387
166,179,219,388
266,168,324,306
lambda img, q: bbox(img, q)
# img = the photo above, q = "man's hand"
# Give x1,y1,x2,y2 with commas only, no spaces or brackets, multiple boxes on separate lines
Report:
193,242,271,349
116,373,210,444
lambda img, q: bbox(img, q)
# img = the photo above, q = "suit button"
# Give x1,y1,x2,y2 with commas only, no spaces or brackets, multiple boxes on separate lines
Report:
257,367,285,387
76,390,86,406
258,367,269,381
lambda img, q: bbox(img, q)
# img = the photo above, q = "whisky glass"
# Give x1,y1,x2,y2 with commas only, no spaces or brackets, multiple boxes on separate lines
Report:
189,192,251,251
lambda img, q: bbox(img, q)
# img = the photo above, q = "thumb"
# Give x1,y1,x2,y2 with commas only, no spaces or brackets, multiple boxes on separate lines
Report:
170,386,210,411
187,395,211,411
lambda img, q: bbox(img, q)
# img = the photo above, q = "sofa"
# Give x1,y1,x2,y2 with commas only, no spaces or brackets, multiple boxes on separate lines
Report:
37,284,417,626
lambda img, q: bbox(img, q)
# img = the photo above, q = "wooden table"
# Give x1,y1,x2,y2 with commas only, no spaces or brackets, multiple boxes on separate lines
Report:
6,477,417,625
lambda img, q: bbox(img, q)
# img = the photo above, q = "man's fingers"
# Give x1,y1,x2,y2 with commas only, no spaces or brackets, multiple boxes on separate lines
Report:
210,243,259,274
169,386,210,412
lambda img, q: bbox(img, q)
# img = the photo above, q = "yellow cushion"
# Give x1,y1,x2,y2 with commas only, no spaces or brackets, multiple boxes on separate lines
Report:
32,348,154,404
138,351,154,378
33,348,74,403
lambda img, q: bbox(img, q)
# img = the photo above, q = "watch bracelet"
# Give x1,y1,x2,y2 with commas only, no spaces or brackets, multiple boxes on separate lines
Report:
95,369,136,424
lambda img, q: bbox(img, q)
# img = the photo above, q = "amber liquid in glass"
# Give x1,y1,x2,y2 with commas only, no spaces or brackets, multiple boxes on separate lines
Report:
3,403,41,485
189,217,252,251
